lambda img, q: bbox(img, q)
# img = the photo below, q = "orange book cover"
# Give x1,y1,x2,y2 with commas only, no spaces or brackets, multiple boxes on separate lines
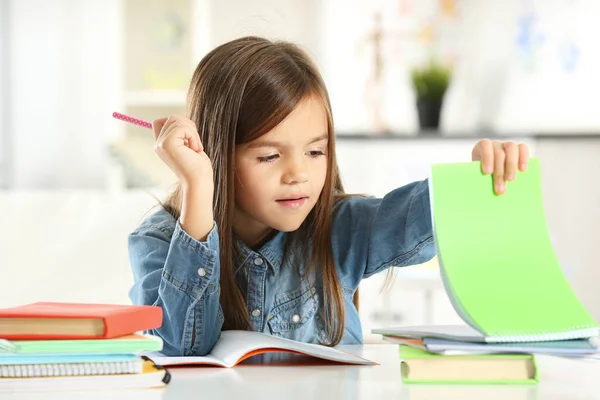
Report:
0,302,163,339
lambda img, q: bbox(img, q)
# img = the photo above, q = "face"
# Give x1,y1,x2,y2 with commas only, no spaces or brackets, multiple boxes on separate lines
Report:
233,94,329,247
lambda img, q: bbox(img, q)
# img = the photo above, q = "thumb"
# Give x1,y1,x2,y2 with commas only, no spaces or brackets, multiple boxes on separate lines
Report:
152,117,169,140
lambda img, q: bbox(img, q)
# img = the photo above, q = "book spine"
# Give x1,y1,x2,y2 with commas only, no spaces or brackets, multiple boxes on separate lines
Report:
0,360,143,378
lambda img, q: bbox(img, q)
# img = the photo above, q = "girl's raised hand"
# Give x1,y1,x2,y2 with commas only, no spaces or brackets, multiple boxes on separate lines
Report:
153,115,213,188
471,139,530,195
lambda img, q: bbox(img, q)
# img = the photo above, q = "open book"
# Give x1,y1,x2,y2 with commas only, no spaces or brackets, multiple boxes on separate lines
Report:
144,330,376,368
376,158,599,343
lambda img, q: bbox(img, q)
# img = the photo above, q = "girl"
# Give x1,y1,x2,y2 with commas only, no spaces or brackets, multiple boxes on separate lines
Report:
128,36,530,356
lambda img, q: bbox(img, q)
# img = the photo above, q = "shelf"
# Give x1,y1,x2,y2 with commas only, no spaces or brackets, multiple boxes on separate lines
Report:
124,90,187,107
335,131,600,140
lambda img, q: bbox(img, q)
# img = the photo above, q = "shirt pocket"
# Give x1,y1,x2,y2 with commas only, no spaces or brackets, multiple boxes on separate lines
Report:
267,282,323,341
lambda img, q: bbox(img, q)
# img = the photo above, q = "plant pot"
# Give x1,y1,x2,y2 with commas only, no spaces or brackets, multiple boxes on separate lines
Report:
416,99,442,131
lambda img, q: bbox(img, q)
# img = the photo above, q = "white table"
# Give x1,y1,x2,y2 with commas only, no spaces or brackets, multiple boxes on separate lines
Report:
3,344,600,399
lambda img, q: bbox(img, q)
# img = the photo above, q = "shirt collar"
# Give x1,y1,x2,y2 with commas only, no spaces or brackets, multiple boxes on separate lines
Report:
235,230,287,275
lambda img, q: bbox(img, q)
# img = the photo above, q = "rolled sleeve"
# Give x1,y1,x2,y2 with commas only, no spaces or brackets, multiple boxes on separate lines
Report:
128,213,223,356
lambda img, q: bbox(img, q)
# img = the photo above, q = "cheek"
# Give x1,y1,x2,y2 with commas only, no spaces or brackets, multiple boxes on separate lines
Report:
235,166,269,204
312,159,328,188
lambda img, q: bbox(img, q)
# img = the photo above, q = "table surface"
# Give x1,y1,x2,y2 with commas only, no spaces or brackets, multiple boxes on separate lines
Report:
3,344,600,400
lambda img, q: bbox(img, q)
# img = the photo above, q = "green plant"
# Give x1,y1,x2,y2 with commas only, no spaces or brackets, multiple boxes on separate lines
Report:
411,61,451,103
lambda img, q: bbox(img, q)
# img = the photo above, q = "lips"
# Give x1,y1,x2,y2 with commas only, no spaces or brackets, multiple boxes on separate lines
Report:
277,196,307,202
276,195,308,210
276,193,308,202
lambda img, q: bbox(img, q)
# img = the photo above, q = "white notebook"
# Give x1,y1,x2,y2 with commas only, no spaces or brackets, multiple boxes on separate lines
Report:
0,360,143,378
0,358,169,392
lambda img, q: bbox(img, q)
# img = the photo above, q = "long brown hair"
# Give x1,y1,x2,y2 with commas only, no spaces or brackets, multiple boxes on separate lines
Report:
162,36,348,345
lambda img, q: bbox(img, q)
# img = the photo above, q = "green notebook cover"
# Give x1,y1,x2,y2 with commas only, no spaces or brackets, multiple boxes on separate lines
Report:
399,345,538,384
0,334,162,354
430,158,598,341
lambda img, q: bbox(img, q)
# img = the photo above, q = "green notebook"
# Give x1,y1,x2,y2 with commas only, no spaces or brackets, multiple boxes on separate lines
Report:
429,158,598,342
0,334,163,354
399,345,538,384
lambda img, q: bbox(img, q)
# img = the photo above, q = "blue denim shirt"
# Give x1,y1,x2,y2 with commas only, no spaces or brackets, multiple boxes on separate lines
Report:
128,179,434,356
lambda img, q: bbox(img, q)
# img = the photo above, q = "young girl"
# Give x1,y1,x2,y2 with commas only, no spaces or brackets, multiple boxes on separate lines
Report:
128,36,530,356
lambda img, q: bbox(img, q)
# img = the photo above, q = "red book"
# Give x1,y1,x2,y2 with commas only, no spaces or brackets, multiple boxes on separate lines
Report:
0,302,163,340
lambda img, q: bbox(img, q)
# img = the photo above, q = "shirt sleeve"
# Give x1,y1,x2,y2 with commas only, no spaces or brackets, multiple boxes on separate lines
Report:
128,219,223,356
332,179,435,285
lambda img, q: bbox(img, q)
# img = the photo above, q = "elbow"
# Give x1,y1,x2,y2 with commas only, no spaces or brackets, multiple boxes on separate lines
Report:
184,301,223,356
193,331,220,356
146,327,189,357
156,341,186,357
185,320,222,356
147,314,222,357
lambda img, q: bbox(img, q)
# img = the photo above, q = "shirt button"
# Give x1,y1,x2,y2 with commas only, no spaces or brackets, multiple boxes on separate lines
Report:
252,309,261,317
292,314,300,323
197,268,206,277
253,257,264,266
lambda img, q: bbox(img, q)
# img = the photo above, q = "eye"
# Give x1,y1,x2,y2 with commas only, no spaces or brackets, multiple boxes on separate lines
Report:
257,154,279,163
307,150,325,157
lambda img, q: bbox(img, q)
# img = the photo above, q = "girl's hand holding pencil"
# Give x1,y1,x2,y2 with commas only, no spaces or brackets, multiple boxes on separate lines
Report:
112,112,213,188
113,112,214,241
151,115,213,188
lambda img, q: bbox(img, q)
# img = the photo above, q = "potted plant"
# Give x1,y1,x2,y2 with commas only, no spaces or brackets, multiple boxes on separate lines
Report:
411,61,451,131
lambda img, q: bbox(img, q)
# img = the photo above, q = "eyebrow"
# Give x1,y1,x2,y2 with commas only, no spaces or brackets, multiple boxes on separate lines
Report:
247,134,329,149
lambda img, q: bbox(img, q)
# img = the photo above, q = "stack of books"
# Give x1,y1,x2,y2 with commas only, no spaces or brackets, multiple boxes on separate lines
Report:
0,302,169,392
373,158,600,384
374,324,599,384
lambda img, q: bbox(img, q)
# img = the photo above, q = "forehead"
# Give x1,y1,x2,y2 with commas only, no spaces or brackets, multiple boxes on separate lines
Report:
254,94,329,145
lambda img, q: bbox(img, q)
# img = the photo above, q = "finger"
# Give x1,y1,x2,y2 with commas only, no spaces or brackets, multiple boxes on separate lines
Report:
493,144,506,195
152,117,169,140
163,121,202,153
163,117,201,152
478,139,494,174
503,142,519,181
190,134,203,153
518,144,529,171
181,119,203,152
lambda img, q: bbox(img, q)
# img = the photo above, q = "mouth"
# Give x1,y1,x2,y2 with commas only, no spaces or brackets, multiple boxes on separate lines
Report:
276,195,308,209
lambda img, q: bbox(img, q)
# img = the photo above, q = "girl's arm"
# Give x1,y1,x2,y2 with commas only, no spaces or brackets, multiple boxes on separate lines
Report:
127,214,223,356
332,139,529,285
332,179,435,285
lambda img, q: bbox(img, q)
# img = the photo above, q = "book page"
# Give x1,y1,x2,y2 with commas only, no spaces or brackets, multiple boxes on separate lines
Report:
211,331,375,367
423,337,599,356
143,351,226,367
373,325,486,342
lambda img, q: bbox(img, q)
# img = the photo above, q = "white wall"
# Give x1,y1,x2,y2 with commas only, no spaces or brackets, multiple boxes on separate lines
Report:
0,0,7,188
210,0,322,63
0,190,161,308
320,0,600,134
5,0,600,189
8,0,122,189
493,0,600,133
536,139,600,319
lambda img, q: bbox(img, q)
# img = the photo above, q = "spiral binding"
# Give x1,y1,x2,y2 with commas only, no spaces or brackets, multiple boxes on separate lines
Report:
485,325,600,343
0,360,143,378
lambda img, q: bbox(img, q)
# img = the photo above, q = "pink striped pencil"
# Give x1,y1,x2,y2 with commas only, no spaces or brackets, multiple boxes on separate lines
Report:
112,112,153,130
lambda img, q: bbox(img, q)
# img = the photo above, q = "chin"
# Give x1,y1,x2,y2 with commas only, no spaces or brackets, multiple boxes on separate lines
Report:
270,218,306,233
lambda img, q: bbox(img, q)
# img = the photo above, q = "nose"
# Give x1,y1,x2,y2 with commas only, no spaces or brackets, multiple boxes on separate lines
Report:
282,156,309,185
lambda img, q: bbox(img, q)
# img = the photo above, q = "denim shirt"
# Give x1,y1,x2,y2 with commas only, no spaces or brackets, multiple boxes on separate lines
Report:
128,179,434,356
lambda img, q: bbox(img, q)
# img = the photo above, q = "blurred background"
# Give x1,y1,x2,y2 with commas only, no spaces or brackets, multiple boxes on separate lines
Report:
1,0,599,342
